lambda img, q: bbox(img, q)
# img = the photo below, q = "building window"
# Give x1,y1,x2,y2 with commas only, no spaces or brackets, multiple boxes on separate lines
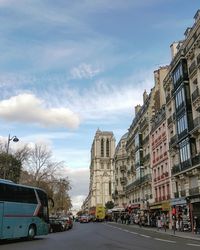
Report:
177,113,188,135
106,139,109,157
179,138,191,164
101,138,104,157
172,63,183,86
175,86,185,110
109,181,111,195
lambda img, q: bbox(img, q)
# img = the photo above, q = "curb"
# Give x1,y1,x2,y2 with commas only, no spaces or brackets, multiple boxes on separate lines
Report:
108,222,200,241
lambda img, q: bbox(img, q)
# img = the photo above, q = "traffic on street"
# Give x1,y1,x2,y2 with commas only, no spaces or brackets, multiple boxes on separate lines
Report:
0,221,200,250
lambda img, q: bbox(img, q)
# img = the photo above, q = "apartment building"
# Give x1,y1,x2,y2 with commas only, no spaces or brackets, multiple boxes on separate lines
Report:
113,133,128,208
163,10,200,229
150,105,172,219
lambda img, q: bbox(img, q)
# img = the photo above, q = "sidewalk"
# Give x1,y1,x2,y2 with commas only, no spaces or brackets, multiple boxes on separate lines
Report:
109,222,200,241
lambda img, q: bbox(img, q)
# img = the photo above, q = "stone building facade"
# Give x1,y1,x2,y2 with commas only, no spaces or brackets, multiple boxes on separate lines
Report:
113,133,128,208
163,10,200,229
83,129,115,212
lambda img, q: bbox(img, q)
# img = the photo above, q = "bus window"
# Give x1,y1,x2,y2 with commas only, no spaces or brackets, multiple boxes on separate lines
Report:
36,189,49,222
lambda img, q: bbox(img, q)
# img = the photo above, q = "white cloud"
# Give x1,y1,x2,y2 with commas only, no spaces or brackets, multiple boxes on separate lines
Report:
63,167,90,209
0,93,80,129
70,63,102,79
54,148,90,169
57,70,153,122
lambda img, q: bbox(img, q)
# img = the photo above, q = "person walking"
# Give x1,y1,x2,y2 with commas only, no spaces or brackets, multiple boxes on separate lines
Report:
157,216,162,230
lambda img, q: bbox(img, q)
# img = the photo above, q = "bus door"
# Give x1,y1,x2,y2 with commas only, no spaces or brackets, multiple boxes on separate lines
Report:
0,202,3,238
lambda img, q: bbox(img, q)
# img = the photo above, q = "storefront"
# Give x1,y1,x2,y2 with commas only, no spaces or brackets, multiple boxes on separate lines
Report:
171,197,190,231
188,195,200,233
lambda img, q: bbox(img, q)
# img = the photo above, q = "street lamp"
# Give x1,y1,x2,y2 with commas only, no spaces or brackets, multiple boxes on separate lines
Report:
4,134,19,179
6,134,19,154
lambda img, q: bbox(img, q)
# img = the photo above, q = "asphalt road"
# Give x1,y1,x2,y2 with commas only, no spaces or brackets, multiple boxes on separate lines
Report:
0,222,200,250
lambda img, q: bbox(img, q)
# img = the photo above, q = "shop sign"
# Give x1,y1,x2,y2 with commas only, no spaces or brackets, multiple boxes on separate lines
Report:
171,197,186,206
162,202,170,211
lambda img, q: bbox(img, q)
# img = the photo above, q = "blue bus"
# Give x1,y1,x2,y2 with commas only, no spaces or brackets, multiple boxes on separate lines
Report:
0,179,50,240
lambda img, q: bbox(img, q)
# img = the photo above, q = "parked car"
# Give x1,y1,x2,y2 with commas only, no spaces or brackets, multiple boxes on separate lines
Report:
79,215,89,223
61,216,73,229
49,217,68,233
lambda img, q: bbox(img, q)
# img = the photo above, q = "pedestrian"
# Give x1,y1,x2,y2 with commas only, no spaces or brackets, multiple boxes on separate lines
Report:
157,216,162,230
161,214,167,232
139,216,142,227
121,213,124,224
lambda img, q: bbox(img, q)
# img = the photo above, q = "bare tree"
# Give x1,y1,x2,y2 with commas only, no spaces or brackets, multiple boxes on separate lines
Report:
24,143,64,186
14,144,31,164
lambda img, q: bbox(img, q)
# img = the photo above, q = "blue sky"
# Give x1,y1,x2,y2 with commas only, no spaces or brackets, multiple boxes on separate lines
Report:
0,0,199,209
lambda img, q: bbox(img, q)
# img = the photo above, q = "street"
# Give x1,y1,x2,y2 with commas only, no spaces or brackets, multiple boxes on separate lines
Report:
1,222,200,250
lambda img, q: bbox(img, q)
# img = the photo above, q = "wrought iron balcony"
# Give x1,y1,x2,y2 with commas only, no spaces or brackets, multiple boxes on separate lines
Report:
192,154,200,166
189,187,199,196
143,153,150,163
189,60,197,75
178,129,188,140
172,164,181,175
180,190,186,197
126,174,152,191
140,117,149,131
169,134,178,148
192,87,200,102
174,192,179,198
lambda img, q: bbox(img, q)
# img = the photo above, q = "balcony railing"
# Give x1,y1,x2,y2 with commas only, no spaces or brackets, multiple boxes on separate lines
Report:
180,190,186,197
126,174,152,191
191,116,200,132
178,129,188,140
143,153,150,162
192,87,200,102
192,154,200,166
172,164,181,175
189,61,197,75
181,159,192,171
174,192,179,198
140,117,149,131
169,134,178,148
189,187,199,196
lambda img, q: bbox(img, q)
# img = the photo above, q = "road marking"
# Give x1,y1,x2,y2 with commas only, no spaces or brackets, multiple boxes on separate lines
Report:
123,229,130,232
139,234,151,238
187,243,200,247
130,231,138,235
154,238,176,243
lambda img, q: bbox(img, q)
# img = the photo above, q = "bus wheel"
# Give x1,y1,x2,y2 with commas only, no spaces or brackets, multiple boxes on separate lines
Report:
28,225,36,240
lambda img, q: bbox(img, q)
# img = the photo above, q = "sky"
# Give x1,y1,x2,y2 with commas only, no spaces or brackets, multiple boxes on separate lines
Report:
0,0,199,210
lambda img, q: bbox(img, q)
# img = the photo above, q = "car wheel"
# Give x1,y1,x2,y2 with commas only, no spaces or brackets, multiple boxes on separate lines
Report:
27,225,36,240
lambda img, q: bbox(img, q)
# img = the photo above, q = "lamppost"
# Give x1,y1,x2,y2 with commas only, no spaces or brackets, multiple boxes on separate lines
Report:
4,134,19,179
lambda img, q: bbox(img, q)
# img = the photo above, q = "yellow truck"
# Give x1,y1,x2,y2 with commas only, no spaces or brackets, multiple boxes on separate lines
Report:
95,205,105,222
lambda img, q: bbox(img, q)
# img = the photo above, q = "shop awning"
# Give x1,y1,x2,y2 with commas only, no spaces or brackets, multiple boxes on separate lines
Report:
162,202,170,211
150,204,162,210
